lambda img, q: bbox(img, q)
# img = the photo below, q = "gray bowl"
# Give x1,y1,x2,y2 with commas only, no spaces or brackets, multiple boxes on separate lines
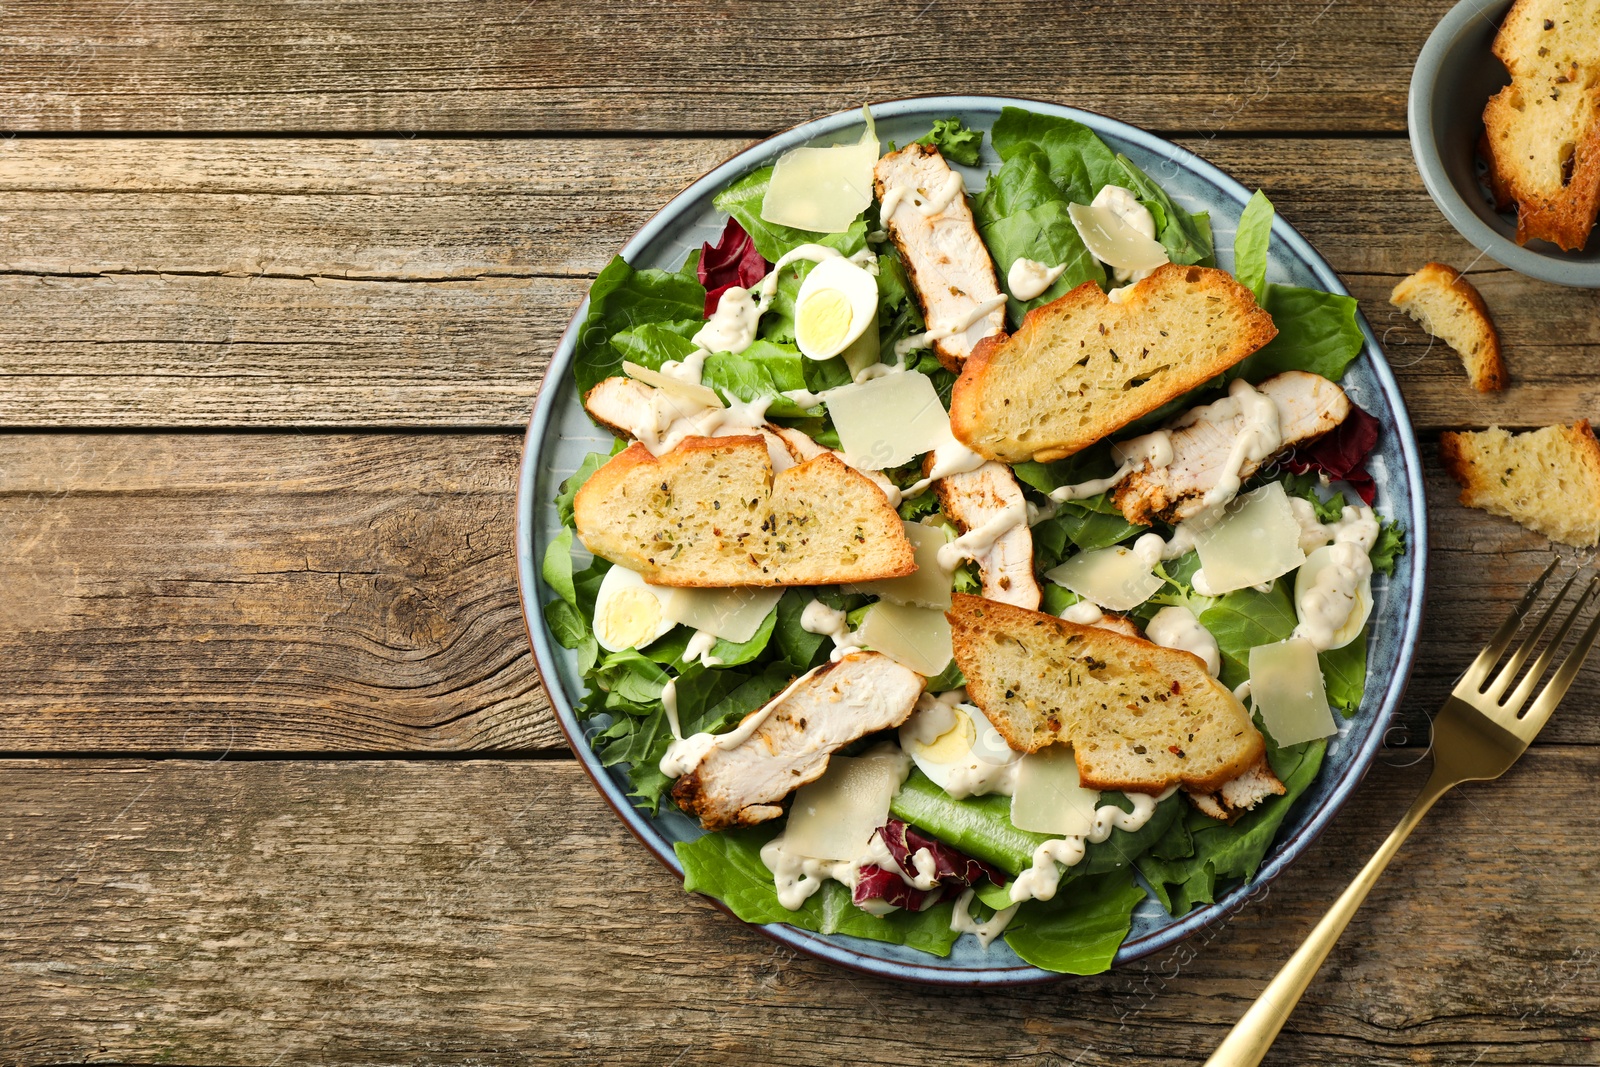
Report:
1410,0,1600,286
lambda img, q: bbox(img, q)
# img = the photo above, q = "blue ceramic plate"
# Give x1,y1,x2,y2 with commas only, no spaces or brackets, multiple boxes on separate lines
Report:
515,96,1428,985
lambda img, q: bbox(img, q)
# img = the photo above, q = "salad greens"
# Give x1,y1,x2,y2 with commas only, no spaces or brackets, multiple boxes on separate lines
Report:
549,107,1406,975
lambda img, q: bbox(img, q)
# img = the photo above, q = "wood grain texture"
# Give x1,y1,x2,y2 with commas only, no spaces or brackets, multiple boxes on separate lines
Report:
1,755,1596,1066
0,0,1450,135
0,432,557,752
4,136,1598,430
3,431,1598,752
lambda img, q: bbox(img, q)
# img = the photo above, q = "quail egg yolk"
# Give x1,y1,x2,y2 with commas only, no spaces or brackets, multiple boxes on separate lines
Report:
596,586,667,652
796,288,855,356
917,712,976,765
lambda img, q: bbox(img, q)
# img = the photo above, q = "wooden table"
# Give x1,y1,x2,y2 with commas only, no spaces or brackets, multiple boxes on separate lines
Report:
3,3,1598,1064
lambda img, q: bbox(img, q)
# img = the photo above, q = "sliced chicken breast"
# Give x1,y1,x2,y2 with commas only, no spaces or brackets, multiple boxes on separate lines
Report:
670,651,924,831
875,144,1005,371
935,461,1042,609
1185,755,1286,820
1112,371,1352,526
583,374,796,471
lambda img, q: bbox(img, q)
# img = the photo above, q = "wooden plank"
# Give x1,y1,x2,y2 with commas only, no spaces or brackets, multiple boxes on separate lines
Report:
0,0,1450,135
0,432,559,752
3,432,1599,752
1,754,1595,1065
2,136,1595,430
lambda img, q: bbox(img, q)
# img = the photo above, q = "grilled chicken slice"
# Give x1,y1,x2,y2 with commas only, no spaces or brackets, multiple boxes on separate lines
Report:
874,144,1005,371
935,461,1042,609
1112,371,1352,526
1185,755,1286,820
583,375,796,470
671,651,924,831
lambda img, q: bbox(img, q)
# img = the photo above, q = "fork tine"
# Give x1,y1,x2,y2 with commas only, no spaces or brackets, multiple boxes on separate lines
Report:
1482,568,1584,702
1458,557,1561,694
1505,574,1600,734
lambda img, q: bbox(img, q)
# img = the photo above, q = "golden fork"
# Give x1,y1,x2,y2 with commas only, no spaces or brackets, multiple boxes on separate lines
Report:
1206,557,1600,1067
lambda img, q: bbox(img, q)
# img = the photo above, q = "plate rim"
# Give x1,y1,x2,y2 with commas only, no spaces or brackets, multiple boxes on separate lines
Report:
514,94,1430,986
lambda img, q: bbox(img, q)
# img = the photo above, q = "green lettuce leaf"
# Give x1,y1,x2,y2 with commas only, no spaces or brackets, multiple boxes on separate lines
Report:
989,107,1123,204
1232,190,1274,302
677,826,960,956
609,320,701,370
555,450,611,527
1198,580,1298,690
915,117,983,167
1231,283,1365,383
1370,521,1406,577
1137,738,1326,916
1319,628,1368,717
1002,869,1148,975
574,255,706,396
981,200,1106,326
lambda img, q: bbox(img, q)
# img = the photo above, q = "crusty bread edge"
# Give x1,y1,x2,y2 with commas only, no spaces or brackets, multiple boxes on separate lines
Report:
573,437,918,587
1481,0,1600,251
1389,262,1507,393
948,264,1279,463
946,593,1265,795
1438,420,1600,526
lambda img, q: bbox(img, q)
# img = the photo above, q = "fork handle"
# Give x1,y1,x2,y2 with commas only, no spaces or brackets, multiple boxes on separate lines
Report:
1203,769,1455,1067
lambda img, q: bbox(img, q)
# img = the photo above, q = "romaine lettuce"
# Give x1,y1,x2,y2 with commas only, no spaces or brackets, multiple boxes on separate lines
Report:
573,255,706,396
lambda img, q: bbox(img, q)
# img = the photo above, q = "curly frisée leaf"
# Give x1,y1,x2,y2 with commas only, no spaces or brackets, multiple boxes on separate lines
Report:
915,117,984,167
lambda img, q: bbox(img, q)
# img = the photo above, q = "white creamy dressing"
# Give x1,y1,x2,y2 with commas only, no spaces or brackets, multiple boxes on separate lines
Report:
1007,257,1066,301
661,677,681,740
659,661,828,779
878,185,905,224
1291,505,1380,651
950,888,1020,949
691,286,763,356
633,387,777,459
917,170,966,215
1059,600,1105,626
937,493,1029,573
1145,605,1222,677
898,438,988,500
893,293,1008,359
800,598,863,660
1010,787,1177,903
1191,378,1283,507
682,629,723,669
1048,430,1173,503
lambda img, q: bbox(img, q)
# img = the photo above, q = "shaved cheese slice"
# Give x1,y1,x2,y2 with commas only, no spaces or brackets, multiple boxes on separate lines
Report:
857,601,952,677
1067,200,1168,273
825,371,954,470
784,748,907,861
621,360,724,410
1248,638,1337,746
661,587,783,643
1192,482,1307,595
761,129,879,235
1010,744,1099,837
846,522,953,608
1045,546,1164,612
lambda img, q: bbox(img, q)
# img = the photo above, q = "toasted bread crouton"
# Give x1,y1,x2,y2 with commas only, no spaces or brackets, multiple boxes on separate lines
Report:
670,651,924,831
1439,421,1600,546
573,436,916,586
948,264,1278,464
1389,263,1507,393
946,594,1265,795
1481,0,1600,250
